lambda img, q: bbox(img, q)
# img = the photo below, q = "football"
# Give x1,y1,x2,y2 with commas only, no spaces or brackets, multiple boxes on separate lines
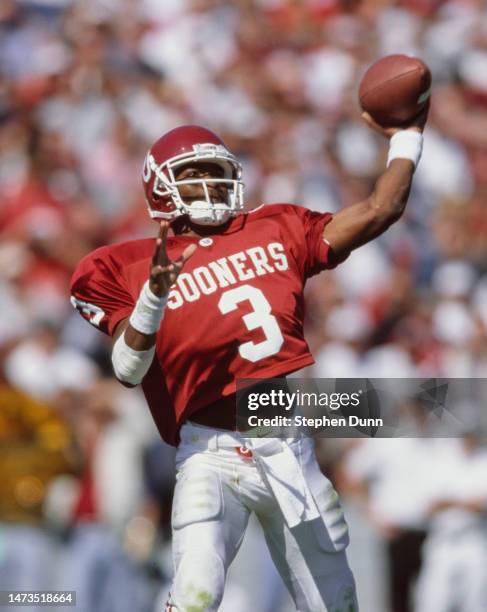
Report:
359,54,431,127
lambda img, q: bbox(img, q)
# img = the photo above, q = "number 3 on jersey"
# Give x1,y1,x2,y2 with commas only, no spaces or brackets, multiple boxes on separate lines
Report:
218,284,284,363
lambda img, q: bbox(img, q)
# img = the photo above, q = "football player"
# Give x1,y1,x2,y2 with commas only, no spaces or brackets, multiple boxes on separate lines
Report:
70,108,428,611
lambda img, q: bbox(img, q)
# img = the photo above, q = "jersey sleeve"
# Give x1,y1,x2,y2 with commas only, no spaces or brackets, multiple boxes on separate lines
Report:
292,206,334,278
70,247,135,336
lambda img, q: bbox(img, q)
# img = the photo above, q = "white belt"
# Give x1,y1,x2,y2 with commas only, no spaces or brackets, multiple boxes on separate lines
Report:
182,422,320,528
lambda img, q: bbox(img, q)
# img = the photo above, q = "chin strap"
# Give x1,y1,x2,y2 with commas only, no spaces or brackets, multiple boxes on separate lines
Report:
183,200,233,226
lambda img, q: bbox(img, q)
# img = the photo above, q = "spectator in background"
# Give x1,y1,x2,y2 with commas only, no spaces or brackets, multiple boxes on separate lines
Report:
414,425,487,612
0,386,77,612
4,322,99,401
48,378,156,612
338,401,437,612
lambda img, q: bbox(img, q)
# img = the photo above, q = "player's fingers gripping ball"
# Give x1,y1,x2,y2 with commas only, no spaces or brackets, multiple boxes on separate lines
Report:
359,54,432,128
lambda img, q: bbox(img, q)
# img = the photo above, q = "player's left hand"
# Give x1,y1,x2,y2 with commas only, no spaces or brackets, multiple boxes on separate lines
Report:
361,99,430,138
149,221,197,297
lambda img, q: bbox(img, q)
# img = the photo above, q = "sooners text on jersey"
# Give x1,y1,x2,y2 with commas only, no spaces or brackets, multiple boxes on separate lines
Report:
70,204,334,445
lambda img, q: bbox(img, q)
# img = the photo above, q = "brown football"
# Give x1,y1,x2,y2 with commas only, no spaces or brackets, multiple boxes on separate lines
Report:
359,54,431,127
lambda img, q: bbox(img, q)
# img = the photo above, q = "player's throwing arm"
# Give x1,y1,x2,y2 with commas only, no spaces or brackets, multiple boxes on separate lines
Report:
111,221,196,386
322,54,430,265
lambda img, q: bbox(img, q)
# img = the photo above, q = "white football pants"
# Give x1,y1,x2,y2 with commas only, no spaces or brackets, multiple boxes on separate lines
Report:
165,422,358,612
415,529,487,612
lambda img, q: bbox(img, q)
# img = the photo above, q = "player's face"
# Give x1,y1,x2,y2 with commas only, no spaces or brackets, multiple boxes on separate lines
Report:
175,162,229,205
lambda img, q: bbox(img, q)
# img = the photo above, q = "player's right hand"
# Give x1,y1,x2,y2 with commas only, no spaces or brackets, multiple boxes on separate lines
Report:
361,99,430,138
149,221,197,297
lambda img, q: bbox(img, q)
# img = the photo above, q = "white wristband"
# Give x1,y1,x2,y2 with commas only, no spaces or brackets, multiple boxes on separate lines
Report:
387,130,423,168
112,333,155,385
129,281,167,335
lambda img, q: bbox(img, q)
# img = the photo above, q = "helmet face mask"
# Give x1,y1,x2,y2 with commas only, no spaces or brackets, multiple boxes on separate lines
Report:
142,128,245,226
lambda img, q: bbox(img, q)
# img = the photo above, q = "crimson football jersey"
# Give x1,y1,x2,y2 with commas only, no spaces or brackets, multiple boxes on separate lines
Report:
70,204,334,445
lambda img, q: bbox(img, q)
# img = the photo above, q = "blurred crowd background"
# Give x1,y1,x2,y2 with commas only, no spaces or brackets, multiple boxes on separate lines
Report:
1,0,487,611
